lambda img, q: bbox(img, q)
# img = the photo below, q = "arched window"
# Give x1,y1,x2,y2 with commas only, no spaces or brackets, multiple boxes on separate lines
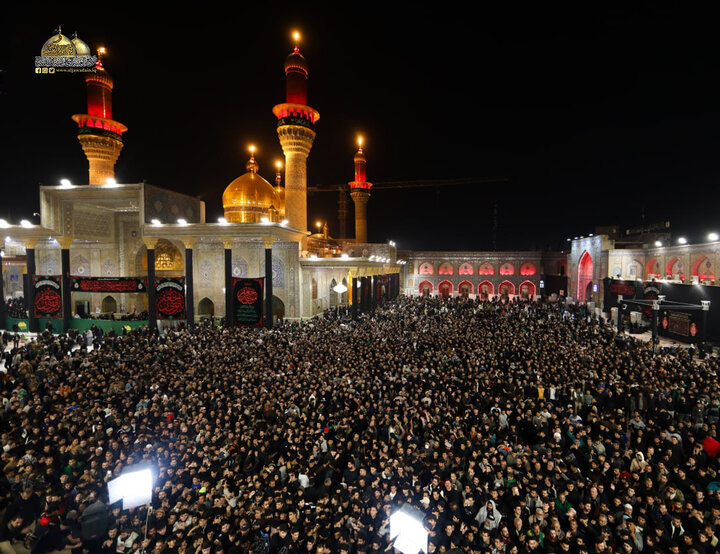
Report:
418,262,434,275
438,262,454,275
458,262,473,275
519,262,537,276
499,262,515,276
478,262,495,275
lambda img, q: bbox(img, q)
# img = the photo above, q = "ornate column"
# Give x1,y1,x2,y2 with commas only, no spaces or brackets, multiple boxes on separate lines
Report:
58,237,73,331
143,237,158,332
222,237,233,327
182,237,196,328
352,276,358,320
263,236,274,329
24,238,39,333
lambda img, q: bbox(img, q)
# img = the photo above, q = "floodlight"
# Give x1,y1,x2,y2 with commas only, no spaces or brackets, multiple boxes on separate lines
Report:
20,220,33,228
390,506,428,554
218,217,229,225
709,232,719,242
107,467,152,510
341,253,349,260
105,178,119,187
0,219,9,228
177,218,188,226
678,237,687,244
151,219,162,226
333,283,348,294
59,179,74,189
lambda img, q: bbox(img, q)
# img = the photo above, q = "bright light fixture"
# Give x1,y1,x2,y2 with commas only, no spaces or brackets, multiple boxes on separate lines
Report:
105,177,118,187
341,253,349,260
710,233,719,242
20,220,32,228
310,254,318,260
678,237,687,244
260,216,270,224
59,178,74,189
151,219,162,226
0,219,9,228
280,219,288,226
390,508,428,554
107,467,152,510
218,217,229,225
177,218,188,226
333,283,348,294
654,240,662,247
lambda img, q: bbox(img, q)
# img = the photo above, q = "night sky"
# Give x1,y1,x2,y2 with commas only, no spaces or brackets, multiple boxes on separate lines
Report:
2,6,719,251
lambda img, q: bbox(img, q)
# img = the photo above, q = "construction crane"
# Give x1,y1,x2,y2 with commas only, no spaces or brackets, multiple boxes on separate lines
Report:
308,176,508,241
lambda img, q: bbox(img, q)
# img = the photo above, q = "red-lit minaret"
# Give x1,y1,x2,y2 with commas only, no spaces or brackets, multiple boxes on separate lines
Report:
349,136,372,243
71,48,127,185
272,32,320,232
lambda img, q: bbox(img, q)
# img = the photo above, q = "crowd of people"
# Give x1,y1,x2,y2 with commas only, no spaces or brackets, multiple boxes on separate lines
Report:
5,298,26,320
0,296,719,554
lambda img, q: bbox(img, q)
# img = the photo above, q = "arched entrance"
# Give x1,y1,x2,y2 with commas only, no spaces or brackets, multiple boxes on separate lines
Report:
418,280,433,296
458,280,473,298
646,258,661,280
438,280,453,299
198,297,215,318
101,295,117,314
498,280,515,298
519,280,536,299
273,295,285,322
577,251,593,302
478,280,494,300
329,279,339,308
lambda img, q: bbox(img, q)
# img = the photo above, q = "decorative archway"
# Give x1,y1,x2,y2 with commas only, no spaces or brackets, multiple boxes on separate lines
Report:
692,256,715,282
577,250,593,302
458,262,474,275
418,262,434,275
628,259,643,279
438,262,454,275
101,295,117,313
499,262,515,276
519,280,537,299
478,280,494,299
666,257,684,280
646,258,661,279
198,297,215,317
458,280,473,298
329,278,339,307
438,280,453,298
519,262,537,276
498,280,515,297
272,295,285,322
478,262,495,275
418,280,433,296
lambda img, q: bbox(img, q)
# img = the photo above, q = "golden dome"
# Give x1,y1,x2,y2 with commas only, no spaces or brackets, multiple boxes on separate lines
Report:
223,167,280,223
41,27,77,57
71,32,91,56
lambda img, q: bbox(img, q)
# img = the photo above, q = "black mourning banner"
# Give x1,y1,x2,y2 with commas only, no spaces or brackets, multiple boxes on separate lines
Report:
155,278,186,319
71,276,147,293
232,278,264,327
33,275,62,318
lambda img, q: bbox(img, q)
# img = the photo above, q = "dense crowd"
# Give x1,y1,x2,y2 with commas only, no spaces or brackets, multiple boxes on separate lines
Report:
1,296,719,554
5,298,26,320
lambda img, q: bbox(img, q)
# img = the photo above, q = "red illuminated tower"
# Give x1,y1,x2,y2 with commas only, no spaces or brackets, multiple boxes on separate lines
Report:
272,32,320,232
71,49,127,185
349,136,372,243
